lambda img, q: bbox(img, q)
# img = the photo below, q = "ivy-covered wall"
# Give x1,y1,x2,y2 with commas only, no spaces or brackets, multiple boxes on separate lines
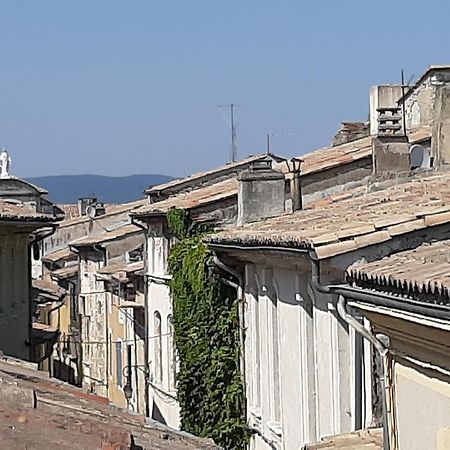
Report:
167,208,248,449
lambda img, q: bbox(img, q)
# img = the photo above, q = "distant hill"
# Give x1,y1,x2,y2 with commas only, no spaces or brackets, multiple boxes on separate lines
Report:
26,174,174,204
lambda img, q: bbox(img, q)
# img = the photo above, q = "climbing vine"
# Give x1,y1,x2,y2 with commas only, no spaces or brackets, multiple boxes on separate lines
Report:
167,208,248,449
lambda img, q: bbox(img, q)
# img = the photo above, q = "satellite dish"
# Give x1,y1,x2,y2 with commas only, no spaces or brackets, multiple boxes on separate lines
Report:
86,205,97,219
410,144,431,169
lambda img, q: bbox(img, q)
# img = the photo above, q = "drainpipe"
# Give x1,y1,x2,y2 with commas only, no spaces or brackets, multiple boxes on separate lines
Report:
212,255,246,410
310,256,390,450
29,225,58,362
131,215,151,418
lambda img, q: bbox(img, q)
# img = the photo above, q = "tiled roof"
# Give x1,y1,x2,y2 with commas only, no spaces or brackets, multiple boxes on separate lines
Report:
208,172,450,260
347,239,450,299
51,265,78,280
32,279,66,300
0,357,218,449
146,153,284,195
42,247,77,263
398,65,450,103
134,178,238,216
98,261,144,282
0,201,57,223
275,136,372,177
60,199,145,228
409,126,432,144
304,428,382,449
70,223,141,247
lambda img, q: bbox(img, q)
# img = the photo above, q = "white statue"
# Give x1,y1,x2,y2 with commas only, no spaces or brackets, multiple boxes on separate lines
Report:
0,148,11,179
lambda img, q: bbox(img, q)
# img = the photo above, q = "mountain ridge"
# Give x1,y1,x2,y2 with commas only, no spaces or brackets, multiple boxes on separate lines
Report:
27,174,175,204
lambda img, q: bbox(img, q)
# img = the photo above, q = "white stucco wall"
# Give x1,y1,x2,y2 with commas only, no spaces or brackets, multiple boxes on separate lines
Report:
244,261,371,450
146,232,180,428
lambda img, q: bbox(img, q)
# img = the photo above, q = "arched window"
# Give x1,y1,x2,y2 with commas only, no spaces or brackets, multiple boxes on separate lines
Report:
154,311,162,383
167,315,176,390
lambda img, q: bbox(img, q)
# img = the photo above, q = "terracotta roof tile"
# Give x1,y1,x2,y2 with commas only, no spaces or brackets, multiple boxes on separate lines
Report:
0,201,57,222
276,136,372,177
42,247,76,263
32,279,66,299
51,265,78,280
134,178,238,216
347,239,450,299
208,172,450,259
304,428,382,449
0,357,218,449
60,199,145,228
70,223,141,247
146,153,284,195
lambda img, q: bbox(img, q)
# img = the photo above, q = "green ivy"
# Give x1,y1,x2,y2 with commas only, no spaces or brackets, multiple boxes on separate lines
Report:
167,208,248,449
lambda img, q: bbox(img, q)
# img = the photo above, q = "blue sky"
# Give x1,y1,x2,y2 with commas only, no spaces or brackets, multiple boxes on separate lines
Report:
0,0,448,178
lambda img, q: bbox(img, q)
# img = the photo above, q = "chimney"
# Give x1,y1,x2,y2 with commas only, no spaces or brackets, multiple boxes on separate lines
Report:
369,85,403,135
78,197,97,216
332,122,369,146
237,159,286,225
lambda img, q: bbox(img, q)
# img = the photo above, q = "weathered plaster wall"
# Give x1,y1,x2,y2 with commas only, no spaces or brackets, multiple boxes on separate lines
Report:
244,260,368,450
371,137,411,177
0,232,31,360
301,158,373,206
432,86,450,165
43,209,133,256
394,362,450,450
144,221,179,428
79,249,107,396
238,170,285,225
405,76,437,132
369,85,403,135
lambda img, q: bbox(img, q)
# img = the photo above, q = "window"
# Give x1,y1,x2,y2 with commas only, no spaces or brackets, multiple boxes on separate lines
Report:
116,341,123,387
126,344,133,390
154,311,162,383
167,315,176,390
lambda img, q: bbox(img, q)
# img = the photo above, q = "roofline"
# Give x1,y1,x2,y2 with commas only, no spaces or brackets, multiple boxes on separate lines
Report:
144,152,286,195
131,191,238,218
397,65,450,104
70,228,142,248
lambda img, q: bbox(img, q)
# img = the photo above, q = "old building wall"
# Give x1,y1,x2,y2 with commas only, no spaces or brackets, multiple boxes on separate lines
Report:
124,287,146,415
44,209,133,256
244,260,368,450
0,232,31,360
432,86,450,166
106,233,144,263
404,76,437,131
107,288,128,408
146,226,180,428
360,311,450,450
79,249,108,397
370,85,403,135
300,158,373,206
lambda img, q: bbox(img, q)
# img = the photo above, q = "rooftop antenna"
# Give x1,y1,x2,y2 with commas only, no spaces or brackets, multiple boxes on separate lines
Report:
266,131,296,154
217,104,238,162
401,69,408,137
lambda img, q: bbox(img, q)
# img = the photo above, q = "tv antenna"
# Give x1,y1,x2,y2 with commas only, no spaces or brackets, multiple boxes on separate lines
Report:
217,103,239,162
266,131,296,154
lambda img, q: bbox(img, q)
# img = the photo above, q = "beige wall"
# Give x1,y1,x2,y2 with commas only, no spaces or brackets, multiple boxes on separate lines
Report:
394,362,450,450
0,231,31,360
